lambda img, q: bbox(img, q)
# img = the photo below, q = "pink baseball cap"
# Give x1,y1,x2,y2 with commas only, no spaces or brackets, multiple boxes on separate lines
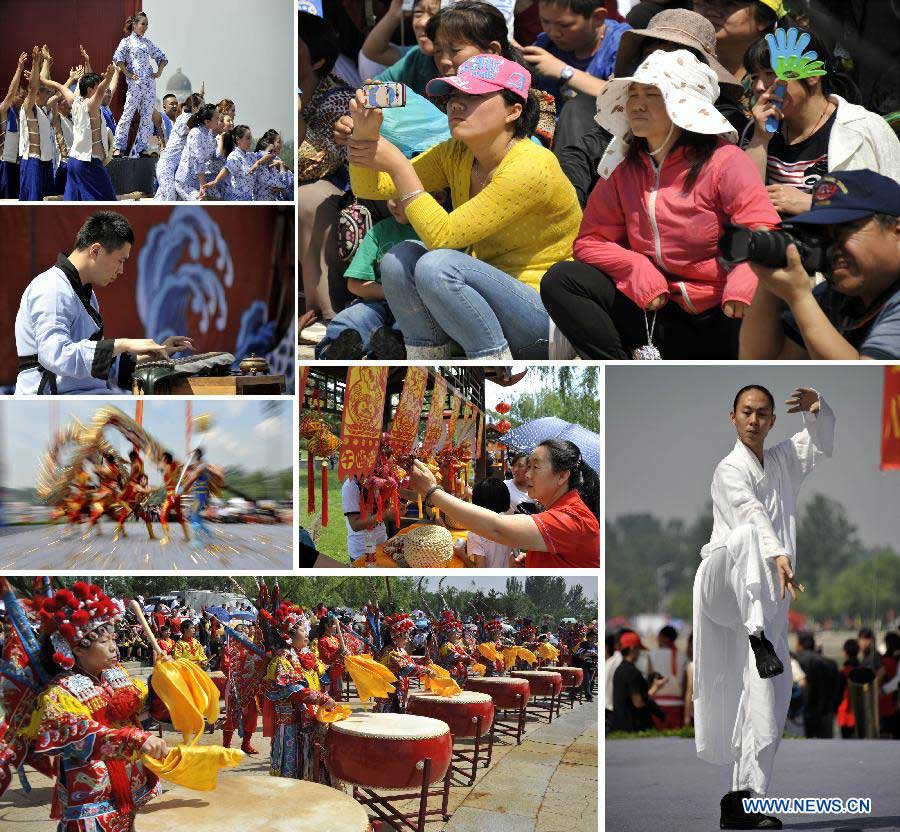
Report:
426,54,531,101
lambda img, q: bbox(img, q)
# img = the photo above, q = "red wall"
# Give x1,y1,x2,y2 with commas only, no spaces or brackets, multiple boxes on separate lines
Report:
0,205,293,387
1,1,141,119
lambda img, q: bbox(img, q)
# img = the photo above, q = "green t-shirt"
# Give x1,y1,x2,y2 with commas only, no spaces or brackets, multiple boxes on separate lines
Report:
345,217,421,284
374,46,438,97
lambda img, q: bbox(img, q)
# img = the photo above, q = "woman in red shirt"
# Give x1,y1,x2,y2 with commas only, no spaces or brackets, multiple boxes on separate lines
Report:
408,438,599,568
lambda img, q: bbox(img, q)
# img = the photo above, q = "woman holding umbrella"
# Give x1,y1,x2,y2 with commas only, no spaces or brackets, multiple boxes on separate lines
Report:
407,438,599,568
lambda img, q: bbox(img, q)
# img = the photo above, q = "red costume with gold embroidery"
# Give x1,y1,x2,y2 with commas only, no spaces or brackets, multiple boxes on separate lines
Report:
222,626,266,752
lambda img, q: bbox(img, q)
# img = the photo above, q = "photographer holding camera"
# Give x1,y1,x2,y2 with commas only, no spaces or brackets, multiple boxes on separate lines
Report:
739,170,900,360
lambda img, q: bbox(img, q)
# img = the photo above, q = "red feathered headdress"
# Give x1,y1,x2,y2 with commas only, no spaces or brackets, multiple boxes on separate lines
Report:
260,602,309,643
384,613,415,638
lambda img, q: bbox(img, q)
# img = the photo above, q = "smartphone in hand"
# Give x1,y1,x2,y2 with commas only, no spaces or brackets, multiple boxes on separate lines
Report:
362,82,407,109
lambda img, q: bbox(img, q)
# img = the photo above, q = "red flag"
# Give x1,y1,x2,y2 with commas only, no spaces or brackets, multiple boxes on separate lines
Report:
881,366,900,471
423,374,447,455
389,366,428,455
447,393,461,448
338,367,389,480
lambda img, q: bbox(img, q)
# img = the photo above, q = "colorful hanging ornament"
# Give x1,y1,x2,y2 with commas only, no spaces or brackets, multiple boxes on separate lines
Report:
359,434,408,526
496,419,512,435
496,401,511,415
301,388,338,525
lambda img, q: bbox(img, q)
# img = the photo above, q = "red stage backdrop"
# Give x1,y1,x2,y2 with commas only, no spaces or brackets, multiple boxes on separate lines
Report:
0,205,293,387
0,0,140,118
882,366,900,471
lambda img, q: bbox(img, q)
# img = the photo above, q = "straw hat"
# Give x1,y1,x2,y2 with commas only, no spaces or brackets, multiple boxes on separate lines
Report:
403,525,455,569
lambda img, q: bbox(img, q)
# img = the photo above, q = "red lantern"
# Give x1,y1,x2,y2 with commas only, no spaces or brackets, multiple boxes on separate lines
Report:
496,419,512,435
496,401,511,415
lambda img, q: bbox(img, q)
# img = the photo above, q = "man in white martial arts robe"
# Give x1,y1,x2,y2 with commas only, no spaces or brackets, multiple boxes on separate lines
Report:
14,211,191,394
692,384,835,830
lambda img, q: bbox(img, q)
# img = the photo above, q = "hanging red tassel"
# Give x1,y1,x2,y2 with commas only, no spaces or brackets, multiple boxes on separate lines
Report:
393,490,401,527
307,453,315,514
321,461,329,527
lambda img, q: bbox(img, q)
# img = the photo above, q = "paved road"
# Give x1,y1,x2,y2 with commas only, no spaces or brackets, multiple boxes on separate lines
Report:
0,523,293,570
607,738,900,832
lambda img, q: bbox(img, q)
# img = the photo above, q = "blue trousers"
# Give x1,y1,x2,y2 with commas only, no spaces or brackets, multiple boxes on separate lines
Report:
314,298,397,359
380,242,550,358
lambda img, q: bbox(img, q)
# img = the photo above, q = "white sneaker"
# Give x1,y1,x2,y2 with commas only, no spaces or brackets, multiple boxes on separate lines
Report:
299,321,328,344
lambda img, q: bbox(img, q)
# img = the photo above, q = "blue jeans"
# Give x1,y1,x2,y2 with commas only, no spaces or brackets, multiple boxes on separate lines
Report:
314,298,397,359
380,242,550,358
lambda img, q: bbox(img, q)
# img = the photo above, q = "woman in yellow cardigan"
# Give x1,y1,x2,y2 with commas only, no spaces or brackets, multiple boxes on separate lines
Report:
348,54,581,360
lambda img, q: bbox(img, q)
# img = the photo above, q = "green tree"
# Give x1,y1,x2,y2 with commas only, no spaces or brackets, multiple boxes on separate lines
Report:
505,367,600,432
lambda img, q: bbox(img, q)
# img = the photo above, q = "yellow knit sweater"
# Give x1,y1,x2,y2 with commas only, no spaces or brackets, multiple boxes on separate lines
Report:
349,138,582,291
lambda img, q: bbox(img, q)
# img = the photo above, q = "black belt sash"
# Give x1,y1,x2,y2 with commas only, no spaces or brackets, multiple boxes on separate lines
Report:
17,354,57,395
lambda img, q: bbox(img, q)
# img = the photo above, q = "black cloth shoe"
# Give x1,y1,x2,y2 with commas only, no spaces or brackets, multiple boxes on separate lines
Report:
367,326,407,360
720,790,782,829
320,330,364,360
749,631,784,679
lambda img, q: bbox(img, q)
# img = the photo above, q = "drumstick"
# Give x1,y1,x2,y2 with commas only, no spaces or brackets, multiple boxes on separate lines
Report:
129,599,164,661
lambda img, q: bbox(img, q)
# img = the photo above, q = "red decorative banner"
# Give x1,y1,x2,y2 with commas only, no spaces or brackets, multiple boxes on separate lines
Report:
881,366,900,471
447,393,461,448
298,366,310,415
459,402,477,449
475,411,484,458
389,366,428,455
423,374,447,455
339,367,389,480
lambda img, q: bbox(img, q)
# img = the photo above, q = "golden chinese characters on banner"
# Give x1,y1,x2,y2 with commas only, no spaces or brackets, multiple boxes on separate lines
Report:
389,366,428,455
447,393,461,448
423,374,447,455
339,367,389,479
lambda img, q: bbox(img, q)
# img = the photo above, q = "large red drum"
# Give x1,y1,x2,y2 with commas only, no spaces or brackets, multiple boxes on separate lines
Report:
510,670,563,697
465,676,530,708
407,691,494,738
209,670,227,698
326,712,452,789
541,666,584,688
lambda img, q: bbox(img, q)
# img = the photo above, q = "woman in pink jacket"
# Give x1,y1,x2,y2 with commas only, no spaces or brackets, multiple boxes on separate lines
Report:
541,49,780,359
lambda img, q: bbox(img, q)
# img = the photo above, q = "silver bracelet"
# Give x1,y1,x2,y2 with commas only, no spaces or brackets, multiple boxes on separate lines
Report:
398,188,425,203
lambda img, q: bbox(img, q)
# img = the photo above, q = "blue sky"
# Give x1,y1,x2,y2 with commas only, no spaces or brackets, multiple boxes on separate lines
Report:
420,576,598,601
1,400,291,489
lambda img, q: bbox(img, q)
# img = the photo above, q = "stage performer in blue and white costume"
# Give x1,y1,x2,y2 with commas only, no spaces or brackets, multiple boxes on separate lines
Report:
692,384,834,830
154,93,203,200
113,11,168,158
14,211,192,395
174,104,220,200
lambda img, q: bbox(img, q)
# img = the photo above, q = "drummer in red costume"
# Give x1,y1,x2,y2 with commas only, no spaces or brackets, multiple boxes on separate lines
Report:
20,582,169,831
313,611,346,702
262,603,336,782
436,611,475,685
374,614,435,713
222,622,266,754
160,451,190,544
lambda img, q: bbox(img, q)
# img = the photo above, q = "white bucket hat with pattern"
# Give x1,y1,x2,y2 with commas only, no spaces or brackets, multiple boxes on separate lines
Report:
594,49,738,180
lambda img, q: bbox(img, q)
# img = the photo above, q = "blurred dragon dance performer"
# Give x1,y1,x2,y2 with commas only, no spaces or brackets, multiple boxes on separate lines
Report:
159,451,190,544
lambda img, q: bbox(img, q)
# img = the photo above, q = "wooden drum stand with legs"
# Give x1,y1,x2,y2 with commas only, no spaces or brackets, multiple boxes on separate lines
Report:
541,665,585,708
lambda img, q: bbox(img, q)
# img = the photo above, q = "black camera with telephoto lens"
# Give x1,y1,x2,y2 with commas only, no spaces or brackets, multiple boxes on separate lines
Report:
718,223,830,275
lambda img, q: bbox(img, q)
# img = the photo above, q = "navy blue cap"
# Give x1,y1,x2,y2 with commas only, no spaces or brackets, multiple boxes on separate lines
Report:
788,170,900,225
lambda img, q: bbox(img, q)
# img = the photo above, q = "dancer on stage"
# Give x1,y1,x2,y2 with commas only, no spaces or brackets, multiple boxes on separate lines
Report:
436,611,475,684
314,612,346,702
19,46,55,201
174,104,220,200
160,451,191,544
373,614,434,713
113,12,168,158
692,385,834,830
0,51,26,198
154,93,203,200
14,211,192,394
26,582,169,830
43,64,117,200
199,126,277,201
221,623,266,754
262,603,336,781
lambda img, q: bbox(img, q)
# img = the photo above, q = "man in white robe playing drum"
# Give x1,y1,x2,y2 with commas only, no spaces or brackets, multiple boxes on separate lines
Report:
692,384,835,830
